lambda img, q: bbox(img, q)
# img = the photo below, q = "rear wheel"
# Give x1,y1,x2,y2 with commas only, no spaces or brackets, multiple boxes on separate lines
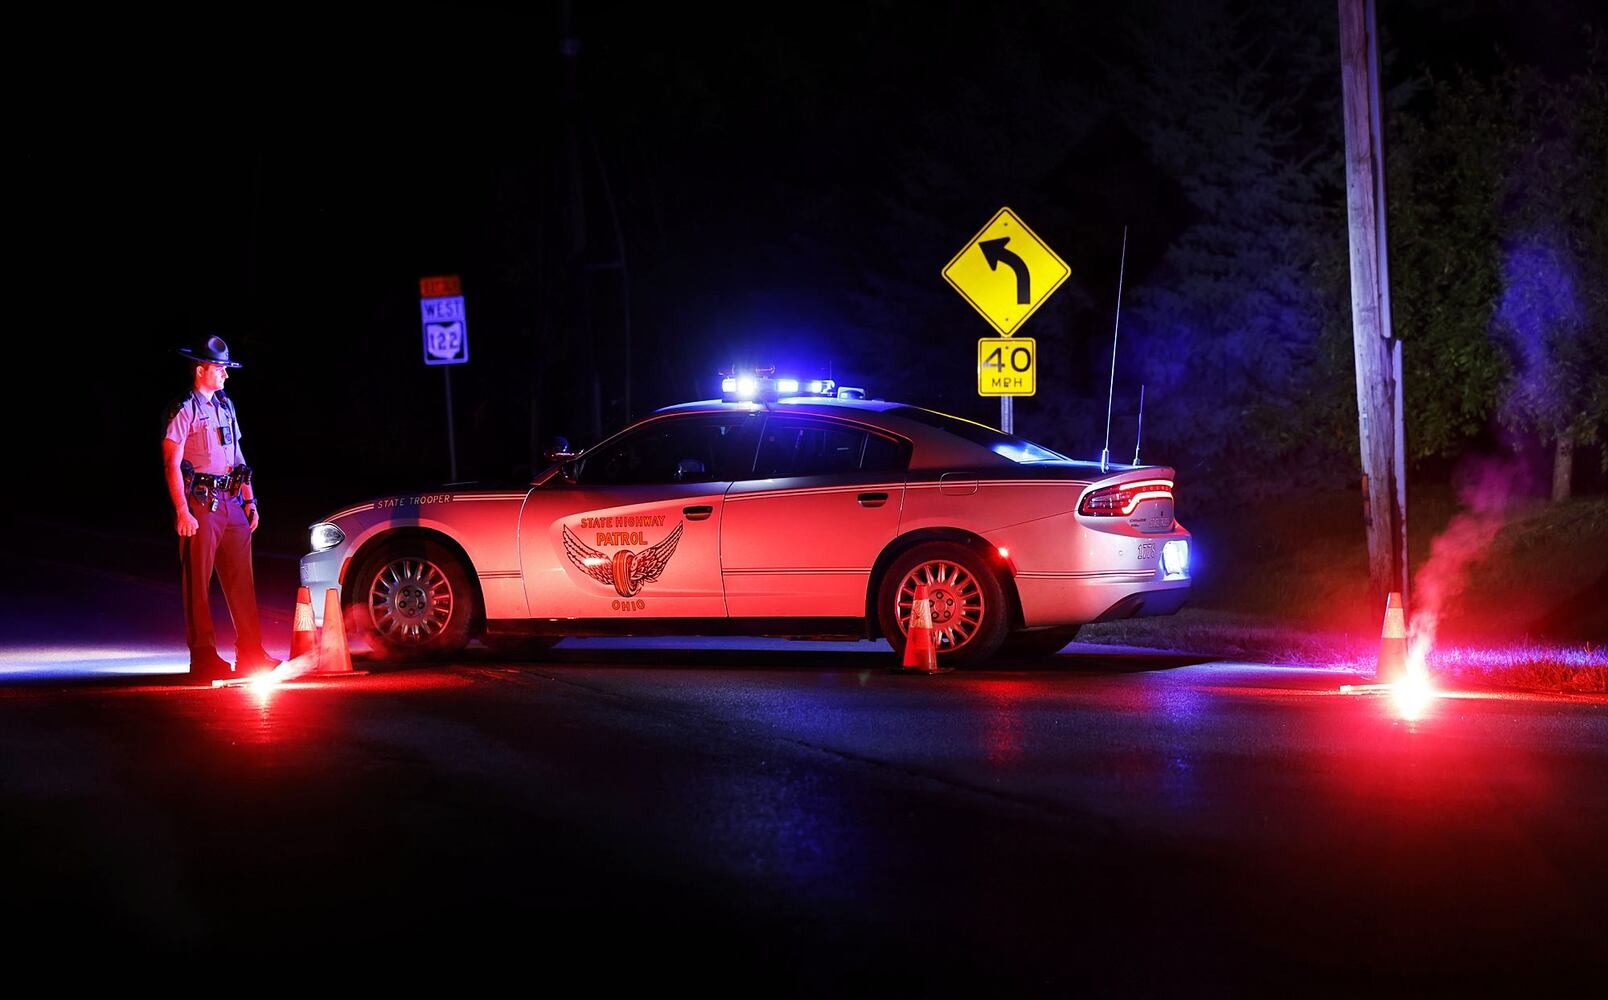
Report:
877,542,1010,666
351,540,476,659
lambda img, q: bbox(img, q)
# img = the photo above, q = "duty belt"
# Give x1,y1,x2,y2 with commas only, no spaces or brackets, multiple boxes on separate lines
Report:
191,472,240,494
190,473,242,513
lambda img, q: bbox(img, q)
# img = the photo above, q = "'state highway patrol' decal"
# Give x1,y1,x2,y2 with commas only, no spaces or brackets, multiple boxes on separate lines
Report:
563,522,684,598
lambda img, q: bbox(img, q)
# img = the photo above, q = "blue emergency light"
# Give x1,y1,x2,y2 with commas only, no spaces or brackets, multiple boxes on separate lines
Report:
720,368,856,402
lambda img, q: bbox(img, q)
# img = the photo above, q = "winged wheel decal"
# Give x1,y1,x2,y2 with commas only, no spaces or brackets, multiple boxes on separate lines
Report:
563,522,684,597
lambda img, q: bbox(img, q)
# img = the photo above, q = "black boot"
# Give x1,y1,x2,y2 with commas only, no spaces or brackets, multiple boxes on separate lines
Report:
189,649,233,683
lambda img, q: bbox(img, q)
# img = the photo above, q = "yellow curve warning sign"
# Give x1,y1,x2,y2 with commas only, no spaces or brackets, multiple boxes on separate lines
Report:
942,207,1069,336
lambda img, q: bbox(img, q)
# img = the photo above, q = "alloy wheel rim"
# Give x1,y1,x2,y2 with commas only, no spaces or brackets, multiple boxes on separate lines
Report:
369,557,454,643
895,559,984,651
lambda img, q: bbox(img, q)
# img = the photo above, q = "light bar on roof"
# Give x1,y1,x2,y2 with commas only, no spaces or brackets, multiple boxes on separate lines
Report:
718,370,845,401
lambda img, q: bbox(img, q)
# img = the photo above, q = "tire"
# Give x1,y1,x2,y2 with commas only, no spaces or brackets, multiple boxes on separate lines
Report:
998,625,1081,661
351,539,477,659
877,541,1010,666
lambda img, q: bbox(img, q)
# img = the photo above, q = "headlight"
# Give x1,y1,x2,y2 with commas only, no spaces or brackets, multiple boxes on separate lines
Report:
310,523,346,552
1162,539,1189,580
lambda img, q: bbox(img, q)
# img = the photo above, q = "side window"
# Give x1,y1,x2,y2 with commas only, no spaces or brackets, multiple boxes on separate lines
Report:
575,415,759,486
752,417,909,478
861,433,908,473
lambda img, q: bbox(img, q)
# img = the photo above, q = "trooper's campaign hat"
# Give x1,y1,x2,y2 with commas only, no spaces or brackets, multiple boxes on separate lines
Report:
177,336,243,368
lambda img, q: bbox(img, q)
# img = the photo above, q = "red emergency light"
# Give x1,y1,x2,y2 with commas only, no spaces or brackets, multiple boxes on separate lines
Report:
1078,478,1175,517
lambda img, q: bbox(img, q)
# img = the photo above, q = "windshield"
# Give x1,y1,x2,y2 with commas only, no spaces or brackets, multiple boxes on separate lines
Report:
887,407,1068,463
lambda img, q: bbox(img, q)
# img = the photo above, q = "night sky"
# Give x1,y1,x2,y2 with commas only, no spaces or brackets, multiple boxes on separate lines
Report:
11,1,1604,550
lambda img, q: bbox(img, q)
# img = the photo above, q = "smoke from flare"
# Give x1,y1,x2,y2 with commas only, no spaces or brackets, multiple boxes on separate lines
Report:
1408,459,1526,674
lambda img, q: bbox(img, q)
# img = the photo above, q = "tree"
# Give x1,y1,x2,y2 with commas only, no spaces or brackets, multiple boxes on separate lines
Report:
1388,46,1608,498
1111,0,1353,497
1491,60,1608,498
1386,71,1510,463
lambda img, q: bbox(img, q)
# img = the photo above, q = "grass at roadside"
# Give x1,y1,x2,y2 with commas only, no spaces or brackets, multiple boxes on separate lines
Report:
1423,642,1607,694
1081,610,1607,693
1077,490,1608,694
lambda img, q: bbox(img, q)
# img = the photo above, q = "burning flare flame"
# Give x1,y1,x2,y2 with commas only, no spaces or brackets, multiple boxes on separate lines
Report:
1394,628,1436,720
232,652,319,691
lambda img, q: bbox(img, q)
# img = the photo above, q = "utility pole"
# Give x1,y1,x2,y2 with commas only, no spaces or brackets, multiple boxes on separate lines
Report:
1339,0,1407,607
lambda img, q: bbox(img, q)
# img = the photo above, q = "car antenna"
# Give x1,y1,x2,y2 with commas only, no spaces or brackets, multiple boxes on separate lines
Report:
1100,225,1129,473
1132,384,1146,466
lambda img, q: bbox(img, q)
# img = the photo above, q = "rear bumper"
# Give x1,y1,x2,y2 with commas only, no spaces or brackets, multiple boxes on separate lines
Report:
1014,573,1189,627
1090,584,1189,621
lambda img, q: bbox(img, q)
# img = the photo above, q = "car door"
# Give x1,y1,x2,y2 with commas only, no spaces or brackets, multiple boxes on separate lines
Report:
519,412,761,619
721,414,911,617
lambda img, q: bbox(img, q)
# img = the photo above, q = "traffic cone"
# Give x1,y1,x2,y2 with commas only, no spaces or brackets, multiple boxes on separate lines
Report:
315,587,355,675
901,583,941,674
290,587,317,659
1376,591,1408,683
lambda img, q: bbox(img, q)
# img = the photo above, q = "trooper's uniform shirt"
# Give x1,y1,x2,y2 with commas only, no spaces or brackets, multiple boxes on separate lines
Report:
164,388,263,663
164,390,245,475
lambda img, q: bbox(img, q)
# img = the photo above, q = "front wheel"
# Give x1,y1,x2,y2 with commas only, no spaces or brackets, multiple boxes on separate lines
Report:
876,542,1010,666
351,540,477,659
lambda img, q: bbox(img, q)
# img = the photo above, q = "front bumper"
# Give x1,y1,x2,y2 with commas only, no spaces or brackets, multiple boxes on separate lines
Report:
299,546,348,627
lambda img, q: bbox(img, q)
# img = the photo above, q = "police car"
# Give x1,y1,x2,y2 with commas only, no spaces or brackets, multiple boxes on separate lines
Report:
300,376,1190,665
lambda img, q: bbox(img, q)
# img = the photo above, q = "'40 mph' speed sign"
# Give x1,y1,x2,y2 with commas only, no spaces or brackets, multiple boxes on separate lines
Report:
977,337,1035,396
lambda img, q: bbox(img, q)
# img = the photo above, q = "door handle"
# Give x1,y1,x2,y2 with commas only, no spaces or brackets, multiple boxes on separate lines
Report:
683,505,714,521
857,492,889,508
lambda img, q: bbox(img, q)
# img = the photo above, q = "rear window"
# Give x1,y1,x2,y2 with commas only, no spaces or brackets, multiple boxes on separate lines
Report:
886,407,1067,463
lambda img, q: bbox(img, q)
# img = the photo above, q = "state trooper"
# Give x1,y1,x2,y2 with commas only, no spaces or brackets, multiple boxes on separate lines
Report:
162,336,281,681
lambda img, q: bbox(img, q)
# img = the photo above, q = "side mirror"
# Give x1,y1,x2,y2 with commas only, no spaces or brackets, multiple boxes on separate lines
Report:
544,435,577,465
674,458,708,482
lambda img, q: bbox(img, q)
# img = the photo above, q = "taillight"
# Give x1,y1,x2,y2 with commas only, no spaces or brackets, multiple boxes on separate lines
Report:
1078,478,1175,517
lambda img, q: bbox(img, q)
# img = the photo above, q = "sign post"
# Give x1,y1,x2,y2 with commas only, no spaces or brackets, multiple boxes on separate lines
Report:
420,275,469,481
943,207,1066,433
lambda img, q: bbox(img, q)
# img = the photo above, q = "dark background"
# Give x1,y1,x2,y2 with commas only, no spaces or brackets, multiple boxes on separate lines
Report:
9,0,1604,557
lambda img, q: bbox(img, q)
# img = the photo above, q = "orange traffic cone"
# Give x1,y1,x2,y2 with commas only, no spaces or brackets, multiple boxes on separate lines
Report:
290,587,317,659
1376,591,1407,683
901,583,941,674
315,587,355,675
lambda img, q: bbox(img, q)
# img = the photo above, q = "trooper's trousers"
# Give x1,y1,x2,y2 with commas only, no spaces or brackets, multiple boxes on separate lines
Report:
180,494,264,657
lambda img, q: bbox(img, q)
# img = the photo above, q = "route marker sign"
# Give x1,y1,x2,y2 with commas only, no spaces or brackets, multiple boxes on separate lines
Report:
419,275,469,365
942,207,1069,336
419,274,467,480
977,337,1036,396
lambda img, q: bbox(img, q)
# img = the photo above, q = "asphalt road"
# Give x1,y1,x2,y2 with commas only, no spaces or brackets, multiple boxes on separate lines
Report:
4,639,1606,991
3,534,1605,990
